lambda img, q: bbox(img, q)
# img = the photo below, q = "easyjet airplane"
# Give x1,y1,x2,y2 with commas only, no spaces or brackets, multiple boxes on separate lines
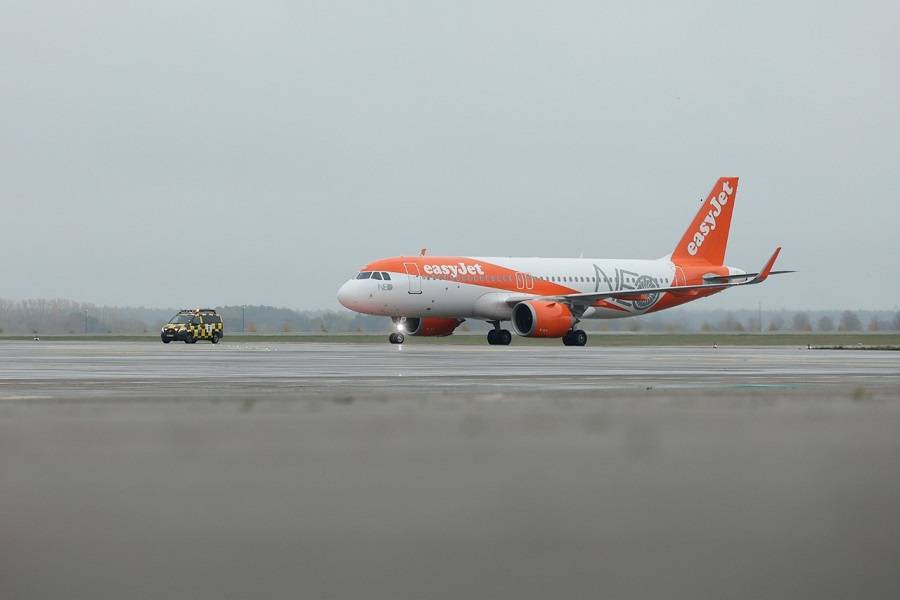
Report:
337,177,791,346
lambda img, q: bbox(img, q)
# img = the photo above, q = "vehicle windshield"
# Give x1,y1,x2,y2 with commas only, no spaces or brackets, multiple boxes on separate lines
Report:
168,314,193,324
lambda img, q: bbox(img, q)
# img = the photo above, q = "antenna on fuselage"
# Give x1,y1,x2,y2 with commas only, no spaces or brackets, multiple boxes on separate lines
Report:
420,248,427,256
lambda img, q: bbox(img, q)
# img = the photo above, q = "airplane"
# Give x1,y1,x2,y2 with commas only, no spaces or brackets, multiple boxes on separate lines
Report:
337,177,792,346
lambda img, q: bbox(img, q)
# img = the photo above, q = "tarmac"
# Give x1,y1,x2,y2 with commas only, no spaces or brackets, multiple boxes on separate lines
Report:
2,340,900,599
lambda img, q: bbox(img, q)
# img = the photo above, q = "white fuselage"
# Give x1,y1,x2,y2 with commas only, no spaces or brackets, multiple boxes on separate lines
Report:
337,256,696,321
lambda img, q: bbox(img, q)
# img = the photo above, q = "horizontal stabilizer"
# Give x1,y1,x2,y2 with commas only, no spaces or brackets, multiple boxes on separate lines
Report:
703,270,795,284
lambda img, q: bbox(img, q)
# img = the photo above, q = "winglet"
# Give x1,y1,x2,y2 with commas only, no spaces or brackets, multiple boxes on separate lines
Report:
750,247,781,284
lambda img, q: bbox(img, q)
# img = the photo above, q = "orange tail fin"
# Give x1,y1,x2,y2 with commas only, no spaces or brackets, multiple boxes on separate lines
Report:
672,177,739,266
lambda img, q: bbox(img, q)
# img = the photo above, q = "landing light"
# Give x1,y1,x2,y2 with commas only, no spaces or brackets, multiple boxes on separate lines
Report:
397,323,404,332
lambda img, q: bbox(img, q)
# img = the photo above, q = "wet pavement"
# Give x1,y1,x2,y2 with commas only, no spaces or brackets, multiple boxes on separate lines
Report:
1,340,898,397
2,341,899,599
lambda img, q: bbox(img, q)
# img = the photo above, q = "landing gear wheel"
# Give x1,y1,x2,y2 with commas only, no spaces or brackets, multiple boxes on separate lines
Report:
563,329,587,346
389,332,405,344
487,329,512,345
211,333,220,344
573,329,587,346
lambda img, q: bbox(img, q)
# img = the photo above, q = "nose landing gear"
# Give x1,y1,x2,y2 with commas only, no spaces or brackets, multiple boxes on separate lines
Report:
389,332,405,344
562,329,588,346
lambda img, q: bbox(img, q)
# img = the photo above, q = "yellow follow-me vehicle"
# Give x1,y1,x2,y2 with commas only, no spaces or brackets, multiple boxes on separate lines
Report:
161,309,224,344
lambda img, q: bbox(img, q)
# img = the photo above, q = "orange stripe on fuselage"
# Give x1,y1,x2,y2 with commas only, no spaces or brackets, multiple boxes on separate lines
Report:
363,256,578,296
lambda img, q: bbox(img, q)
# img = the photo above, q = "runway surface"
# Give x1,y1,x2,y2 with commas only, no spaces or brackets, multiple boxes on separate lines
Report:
1,340,899,398
2,341,900,599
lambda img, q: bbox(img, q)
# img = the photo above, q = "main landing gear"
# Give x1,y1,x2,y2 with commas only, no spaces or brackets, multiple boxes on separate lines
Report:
487,329,512,345
389,332,405,344
562,329,588,347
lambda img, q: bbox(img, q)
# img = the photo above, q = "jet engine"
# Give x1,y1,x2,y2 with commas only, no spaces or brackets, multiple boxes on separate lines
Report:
511,301,575,337
400,317,464,336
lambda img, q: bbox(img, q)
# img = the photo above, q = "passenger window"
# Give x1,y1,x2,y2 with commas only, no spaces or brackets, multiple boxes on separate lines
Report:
381,272,391,280
372,272,383,280
357,272,371,279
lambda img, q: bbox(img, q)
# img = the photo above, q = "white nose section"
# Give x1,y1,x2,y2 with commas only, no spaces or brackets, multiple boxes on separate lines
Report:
337,281,354,309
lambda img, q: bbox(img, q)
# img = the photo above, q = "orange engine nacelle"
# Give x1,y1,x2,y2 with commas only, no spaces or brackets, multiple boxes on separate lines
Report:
512,301,575,338
403,317,463,337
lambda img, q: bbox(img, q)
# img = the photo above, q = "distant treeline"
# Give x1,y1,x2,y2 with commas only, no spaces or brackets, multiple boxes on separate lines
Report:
0,298,898,335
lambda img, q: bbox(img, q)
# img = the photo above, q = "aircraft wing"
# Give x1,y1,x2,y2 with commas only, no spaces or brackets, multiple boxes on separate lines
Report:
506,247,788,307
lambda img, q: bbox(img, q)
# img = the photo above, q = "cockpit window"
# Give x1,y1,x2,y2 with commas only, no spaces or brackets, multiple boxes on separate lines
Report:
356,272,371,279
371,272,383,280
381,272,391,280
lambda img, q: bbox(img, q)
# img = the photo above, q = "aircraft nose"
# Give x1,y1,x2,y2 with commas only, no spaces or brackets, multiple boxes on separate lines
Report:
337,280,354,309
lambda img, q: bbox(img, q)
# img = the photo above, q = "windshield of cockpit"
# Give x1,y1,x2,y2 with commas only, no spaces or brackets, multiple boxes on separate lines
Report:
356,271,391,280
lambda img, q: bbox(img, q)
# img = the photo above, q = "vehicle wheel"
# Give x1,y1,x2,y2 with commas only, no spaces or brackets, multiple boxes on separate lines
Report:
184,333,194,344
211,333,220,344
572,330,587,347
161,335,170,344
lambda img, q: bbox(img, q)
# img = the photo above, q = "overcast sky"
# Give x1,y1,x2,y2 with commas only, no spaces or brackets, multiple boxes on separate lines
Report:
1,1,897,311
